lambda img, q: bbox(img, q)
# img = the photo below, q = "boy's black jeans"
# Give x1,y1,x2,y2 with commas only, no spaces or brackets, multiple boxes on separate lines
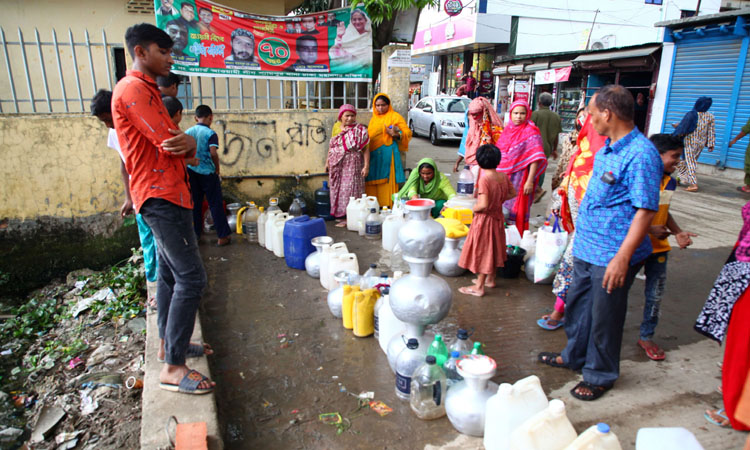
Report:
140,198,207,366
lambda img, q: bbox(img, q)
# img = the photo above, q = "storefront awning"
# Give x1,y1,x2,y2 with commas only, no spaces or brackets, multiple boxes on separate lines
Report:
493,61,572,76
571,45,660,64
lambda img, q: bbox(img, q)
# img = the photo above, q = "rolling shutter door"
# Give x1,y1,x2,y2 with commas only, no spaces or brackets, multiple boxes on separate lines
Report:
729,42,750,168
662,36,741,168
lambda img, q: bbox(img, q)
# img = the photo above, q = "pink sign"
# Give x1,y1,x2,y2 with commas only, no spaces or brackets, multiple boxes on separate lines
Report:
412,15,476,52
444,0,463,16
534,67,572,85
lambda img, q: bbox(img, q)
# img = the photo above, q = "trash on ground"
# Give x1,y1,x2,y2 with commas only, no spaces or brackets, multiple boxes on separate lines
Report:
318,412,342,424
357,391,374,400
67,356,83,370
368,401,393,417
79,390,99,415
30,405,66,443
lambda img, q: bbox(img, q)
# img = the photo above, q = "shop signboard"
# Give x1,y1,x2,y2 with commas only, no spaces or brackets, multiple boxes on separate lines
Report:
534,67,572,85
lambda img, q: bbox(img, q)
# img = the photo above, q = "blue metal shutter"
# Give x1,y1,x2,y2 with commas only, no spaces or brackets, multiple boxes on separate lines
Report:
730,42,750,167
662,36,742,168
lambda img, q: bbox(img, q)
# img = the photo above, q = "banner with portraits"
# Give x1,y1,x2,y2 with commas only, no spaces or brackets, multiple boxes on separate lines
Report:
154,0,373,81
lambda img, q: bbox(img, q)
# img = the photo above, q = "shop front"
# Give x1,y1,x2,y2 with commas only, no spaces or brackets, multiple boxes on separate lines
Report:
572,45,662,135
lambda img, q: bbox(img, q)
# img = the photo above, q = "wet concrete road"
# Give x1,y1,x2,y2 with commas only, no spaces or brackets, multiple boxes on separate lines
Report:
201,137,749,449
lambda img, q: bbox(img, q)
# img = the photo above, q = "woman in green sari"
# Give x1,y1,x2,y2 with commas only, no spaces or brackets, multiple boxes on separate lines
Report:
397,158,457,217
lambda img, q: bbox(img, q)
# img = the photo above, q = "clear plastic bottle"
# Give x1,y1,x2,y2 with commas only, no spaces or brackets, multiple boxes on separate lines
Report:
442,351,463,388
470,341,485,356
457,165,475,195
293,190,308,215
361,263,378,289
365,208,382,240
203,209,215,234
243,202,259,243
267,197,281,212
395,338,426,400
289,198,303,217
427,334,450,367
450,328,474,356
410,355,447,420
257,206,266,246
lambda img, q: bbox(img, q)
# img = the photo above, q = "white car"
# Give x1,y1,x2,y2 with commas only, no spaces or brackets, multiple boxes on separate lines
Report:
408,96,471,145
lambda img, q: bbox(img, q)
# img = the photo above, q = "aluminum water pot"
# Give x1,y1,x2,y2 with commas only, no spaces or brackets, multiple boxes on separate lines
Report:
226,203,242,234
389,262,452,326
434,238,466,277
305,236,333,278
445,355,498,436
398,199,445,263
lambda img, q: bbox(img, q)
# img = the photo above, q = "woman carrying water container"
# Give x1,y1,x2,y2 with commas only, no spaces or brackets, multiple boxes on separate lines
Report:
325,104,370,227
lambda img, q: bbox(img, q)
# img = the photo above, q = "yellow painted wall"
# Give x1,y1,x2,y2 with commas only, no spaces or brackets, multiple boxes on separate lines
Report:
0,108,373,219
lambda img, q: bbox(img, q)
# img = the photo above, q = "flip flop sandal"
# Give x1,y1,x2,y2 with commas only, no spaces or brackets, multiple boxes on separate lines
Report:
159,369,214,395
157,343,211,363
570,381,610,401
704,408,731,428
738,186,750,193
684,185,698,192
637,340,666,361
537,317,564,331
538,352,567,368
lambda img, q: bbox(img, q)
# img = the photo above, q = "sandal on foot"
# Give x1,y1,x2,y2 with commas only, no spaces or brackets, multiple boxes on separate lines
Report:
570,381,610,401
684,185,698,192
738,186,750,193
335,221,347,228
159,369,214,395
538,352,567,368
637,339,666,361
158,343,212,363
537,316,564,331
704,408,731,428
458,286,484,297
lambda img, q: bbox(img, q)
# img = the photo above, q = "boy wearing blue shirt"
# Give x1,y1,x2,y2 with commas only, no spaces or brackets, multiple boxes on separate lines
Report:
185,105,231,245
539,85,663,401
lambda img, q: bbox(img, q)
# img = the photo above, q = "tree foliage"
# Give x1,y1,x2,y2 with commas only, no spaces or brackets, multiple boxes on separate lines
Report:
294,0,438,27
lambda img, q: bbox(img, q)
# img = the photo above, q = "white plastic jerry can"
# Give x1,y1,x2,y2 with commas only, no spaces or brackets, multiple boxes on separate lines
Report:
320,242,349,290
564,423,622,450
509,399,577,450
346,197,360,231
484,375,549,450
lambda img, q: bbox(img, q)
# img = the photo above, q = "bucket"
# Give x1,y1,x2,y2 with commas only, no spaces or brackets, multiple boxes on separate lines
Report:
498,247,526,279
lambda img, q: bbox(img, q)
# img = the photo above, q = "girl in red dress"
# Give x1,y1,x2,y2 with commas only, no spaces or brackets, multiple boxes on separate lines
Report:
458,144,516,297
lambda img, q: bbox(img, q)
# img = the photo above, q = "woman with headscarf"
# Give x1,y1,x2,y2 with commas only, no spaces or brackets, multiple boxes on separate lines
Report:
366,93,411,207
537,112,608,330
698,201,750,430
672,96,714,192
453,97,503,172
495,100,547,234
397,158,456,217
329,9,372,73
326,104,370,225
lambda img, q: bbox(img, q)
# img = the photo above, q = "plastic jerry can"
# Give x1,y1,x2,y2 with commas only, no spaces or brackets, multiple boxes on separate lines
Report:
283,215,326,270
353,288,379,337
341,285,360,330
509,399,577,450
264,210,283,251
272,214,292,258
320,242,348,290
635,427,705,450
328,253,359,290
314,181,333,220
382,211,405,252
377,288,406,354
346,197,360,231
564,423,622,450
484,375,549,450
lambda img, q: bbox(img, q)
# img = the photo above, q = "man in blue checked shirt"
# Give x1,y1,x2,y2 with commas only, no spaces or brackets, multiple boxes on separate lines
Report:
538,85,663,401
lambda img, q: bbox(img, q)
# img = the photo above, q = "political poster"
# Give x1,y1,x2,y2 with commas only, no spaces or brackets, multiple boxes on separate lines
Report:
154,0,373,81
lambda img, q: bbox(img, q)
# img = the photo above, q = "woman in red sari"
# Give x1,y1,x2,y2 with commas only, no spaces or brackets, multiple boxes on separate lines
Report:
326,104,370,225
495,100,547,234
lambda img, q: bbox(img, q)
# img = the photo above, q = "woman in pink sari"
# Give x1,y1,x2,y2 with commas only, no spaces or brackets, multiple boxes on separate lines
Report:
495,100,547,233
326,104,370,225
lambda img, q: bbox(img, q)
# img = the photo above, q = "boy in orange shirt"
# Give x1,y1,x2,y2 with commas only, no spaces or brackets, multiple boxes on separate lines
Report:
638,133,697,361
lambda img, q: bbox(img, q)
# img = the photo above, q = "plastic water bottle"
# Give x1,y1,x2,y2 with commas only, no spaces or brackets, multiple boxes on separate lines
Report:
471,341,485,355
267,197,281,212
293,191,307,215
289,198,303,217
450,329,474,356
361,263,378,289
442,351,463,387
365,208,382,240
395,338,426,400
457,165,474,195
410,355,447,420
427,334,450,366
